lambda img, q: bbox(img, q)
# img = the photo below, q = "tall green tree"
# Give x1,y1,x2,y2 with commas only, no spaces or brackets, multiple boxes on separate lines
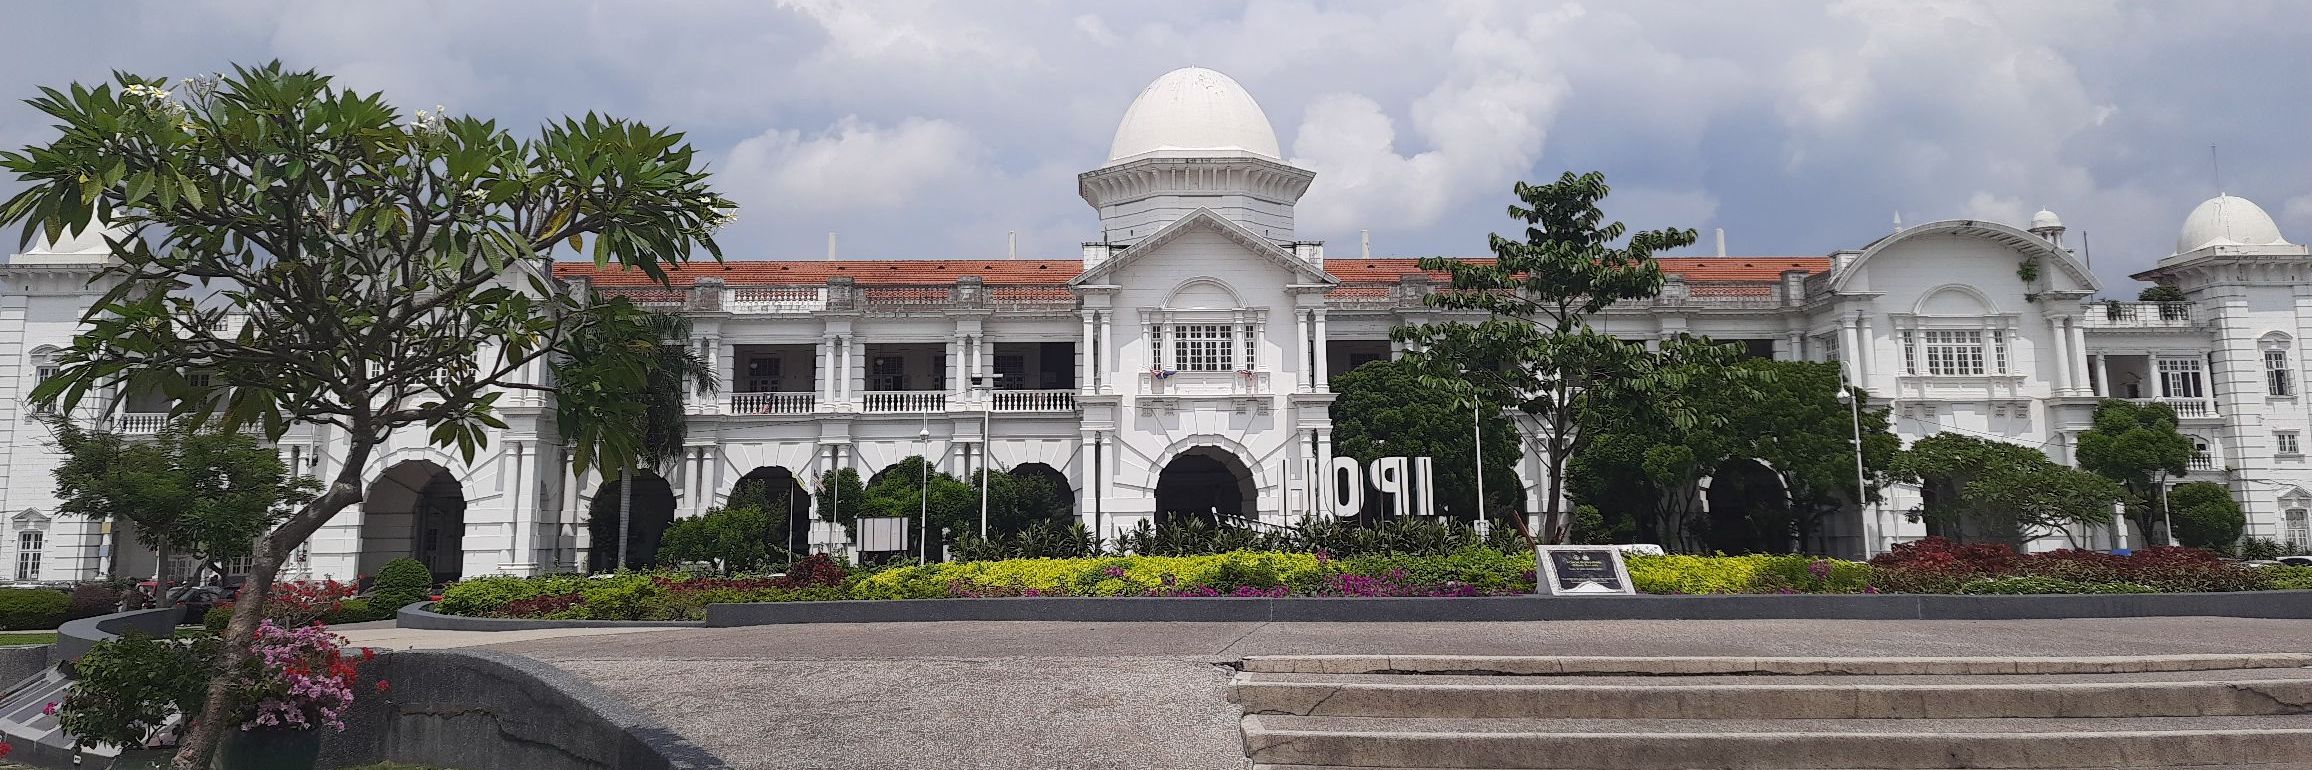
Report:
2,64,731,768
985,468,1072,537
1396,171,1746,543
558,309,717,570
1896,433,2127,546
859,456,978,561
658,504,775,574
44,415,317,591
2167,481,2245,550
1329,358,1522,521
2075,399,2195,540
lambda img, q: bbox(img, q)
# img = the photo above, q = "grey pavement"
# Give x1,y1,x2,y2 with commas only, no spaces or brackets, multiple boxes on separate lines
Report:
468,617,2312,770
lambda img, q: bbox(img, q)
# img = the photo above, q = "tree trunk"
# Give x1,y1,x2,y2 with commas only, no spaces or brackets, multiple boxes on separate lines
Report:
617,466,634,571
172,439,374,770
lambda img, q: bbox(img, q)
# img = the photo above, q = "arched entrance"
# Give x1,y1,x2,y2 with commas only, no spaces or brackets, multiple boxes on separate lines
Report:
361,460,467,582
730,466,813,559
1701,458,1791,554
997,462,1075,535
586,471,676,572
1154,447,1256,527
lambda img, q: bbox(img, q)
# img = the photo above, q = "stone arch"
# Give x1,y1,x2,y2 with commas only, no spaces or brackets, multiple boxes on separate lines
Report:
586,471,676,572
730,466,814,557
361,460,467,582
1154,445,1258,527
1164,276,1245,310
1914,284,1998,316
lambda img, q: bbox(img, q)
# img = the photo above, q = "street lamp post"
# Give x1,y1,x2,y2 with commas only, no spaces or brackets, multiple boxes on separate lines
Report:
917,423,931,563
1472,402,1486,522
975,374,1001,539
1837,387,1875,557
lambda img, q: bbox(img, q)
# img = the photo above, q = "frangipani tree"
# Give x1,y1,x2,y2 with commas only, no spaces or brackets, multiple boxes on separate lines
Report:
2,63,731,768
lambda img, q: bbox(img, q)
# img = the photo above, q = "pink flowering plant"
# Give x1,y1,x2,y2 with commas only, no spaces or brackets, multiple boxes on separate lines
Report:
227,620,381,732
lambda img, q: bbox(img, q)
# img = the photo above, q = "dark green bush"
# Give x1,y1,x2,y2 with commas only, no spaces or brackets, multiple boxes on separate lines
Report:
372,557,435,612
322,598,390,624
203,604,233,634
0,588,71,630
65,583,124,620
1957,576,2155,595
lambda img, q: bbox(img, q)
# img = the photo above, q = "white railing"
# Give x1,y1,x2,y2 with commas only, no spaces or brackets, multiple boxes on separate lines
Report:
2083,302,2195,329
724,286,827,314
1141,370,1272,396
2137,397,2218,419
862,390,946,413
729,392,816,415
113,413,169,434
2188,453,2218,471
988,389,1077,412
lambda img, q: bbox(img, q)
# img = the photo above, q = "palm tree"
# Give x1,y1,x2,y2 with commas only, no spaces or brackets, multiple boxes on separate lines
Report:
615,312,716,569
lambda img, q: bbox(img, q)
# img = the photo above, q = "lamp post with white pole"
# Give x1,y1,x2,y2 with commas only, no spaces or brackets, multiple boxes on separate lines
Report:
917,423,931,563
1472,401,1486,523
975,374,1001,539
1837,387,1876,557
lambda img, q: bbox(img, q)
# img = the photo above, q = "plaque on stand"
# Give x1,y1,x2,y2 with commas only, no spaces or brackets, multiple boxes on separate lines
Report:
1536,546,1635,596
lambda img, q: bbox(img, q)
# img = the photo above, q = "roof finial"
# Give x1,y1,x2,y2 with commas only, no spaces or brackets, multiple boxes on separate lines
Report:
1892,210,1904,233
2211,144,2223,196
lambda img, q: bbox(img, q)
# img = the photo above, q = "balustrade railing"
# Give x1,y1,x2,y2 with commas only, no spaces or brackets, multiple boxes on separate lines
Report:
1141,369,1272,395
988,389,1078,412
113,413,169,435
724,287,827,313
862,390,947,413
2137,397,2218,419
729,392,817,415
2083,301,2194,329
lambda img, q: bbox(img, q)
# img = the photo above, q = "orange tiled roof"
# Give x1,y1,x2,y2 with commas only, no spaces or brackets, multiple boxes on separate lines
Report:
556,255,1830,287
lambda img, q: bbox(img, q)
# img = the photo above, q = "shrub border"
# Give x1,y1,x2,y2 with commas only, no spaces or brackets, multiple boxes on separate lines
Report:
398,601,705,631
677,590,2312,626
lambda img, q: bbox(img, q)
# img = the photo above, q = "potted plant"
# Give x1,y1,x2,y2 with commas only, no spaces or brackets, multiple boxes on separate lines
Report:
55,632,218,769
212,620,383,770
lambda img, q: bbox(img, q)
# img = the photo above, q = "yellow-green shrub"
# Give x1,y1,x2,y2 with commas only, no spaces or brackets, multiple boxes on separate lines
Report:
1624,554,1873,594
852,552,1326,598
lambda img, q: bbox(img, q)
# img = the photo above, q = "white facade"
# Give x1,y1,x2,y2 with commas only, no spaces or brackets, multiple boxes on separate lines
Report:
4,68,2309,583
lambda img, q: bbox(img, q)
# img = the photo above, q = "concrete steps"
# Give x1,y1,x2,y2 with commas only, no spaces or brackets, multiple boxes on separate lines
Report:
1230,655,2312,769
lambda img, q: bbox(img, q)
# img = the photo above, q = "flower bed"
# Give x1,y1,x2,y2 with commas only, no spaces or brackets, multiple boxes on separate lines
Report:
433,542,2312,621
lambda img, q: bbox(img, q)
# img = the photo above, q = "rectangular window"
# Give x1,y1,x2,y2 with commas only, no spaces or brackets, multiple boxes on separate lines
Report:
2158,357,2206,399
2287,508,2310,551
1172,325,1237,372
1922,330,1985,376
32,365,60,413
1991,329,2010,374
2267,350,2294,396
13,531,39,581
1241,325,1258,370
2279,431,2302,456
1900,331,1917,374
1818,333,1839,363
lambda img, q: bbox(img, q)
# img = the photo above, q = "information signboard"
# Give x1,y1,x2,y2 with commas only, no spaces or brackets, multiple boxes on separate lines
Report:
1535,546,1635,595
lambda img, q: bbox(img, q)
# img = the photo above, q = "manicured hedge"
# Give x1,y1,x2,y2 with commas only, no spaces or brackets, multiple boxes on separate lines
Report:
434,541,2312,621
0,588,70,630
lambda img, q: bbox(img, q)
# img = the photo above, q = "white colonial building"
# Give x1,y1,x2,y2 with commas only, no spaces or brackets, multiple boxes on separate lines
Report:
2,67,2307,583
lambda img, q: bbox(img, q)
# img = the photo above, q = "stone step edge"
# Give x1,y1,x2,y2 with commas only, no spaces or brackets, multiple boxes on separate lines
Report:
1238,653,2312,676
1239,716,2312,769
1227,677,2312,718
1249,766,2312,770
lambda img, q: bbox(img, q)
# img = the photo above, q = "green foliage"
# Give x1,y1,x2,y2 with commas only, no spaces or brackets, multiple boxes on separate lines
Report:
66,582,125,620
0,588,70,630
857,456,979,556
203,604,233,634
816,468,866,523
985,467,1073,537
1334,548,1534,594
1957,576,2155,595
322,598,391,624
2239,537,2288,561
556,310,717,488
1329,358,1523,519
1623,554,1871,595
1396,171,1744,543
660,505,778,573
2075,399,2195,537
59,632,219,749
2138,284,2187,303
371,557,436,613
2264,566,2312,590
953,519,1102,561
1894,433,2126,545
45,415,317,582
2167,481,2245,550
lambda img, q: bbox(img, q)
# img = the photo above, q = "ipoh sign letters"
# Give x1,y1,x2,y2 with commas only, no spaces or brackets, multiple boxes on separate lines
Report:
1305,456,1439,518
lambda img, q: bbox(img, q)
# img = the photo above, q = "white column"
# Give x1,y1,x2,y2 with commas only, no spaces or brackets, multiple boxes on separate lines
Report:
2069,319,2092,397
2049,317,2075,394
947,333,963,394
1080,311,1096,392
1840,317,1862,385
1856,314,1875,383
506,441,535,572
1784,332,1803,362
1313,310,1331,392
1292,310,1310,391
2094,353,2111,398
1097,311,1113,394
847,336,864,406
817,336,833,405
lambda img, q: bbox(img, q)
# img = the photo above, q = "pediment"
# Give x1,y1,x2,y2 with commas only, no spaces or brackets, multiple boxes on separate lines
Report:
1071,208,1335,287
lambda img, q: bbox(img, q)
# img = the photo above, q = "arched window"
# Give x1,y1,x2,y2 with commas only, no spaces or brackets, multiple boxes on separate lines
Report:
25,346,61,414
2261,333,2295,397
2282,491,2311,552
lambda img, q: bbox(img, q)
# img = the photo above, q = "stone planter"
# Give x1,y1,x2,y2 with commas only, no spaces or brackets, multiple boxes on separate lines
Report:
214,726,321,770
105,748,178,769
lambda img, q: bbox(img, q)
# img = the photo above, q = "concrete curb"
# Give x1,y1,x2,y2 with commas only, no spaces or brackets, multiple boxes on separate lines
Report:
52,606,178,661
1239,715,2312,769
397,601,705,631
1237,653,2312,676
1230,677,2312,719
698,590,2312,627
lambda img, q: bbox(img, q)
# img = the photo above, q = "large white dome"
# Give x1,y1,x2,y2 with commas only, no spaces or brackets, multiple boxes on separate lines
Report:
1106,67,1282,165
2176,194,2290,254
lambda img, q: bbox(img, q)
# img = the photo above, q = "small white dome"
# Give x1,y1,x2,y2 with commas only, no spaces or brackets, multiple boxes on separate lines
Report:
2030,209,2062,230
2176,194,2290,254
1106,67,1281,165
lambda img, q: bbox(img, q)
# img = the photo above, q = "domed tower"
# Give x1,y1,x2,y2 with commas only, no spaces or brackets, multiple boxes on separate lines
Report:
2029,208,2066,246
1078,68,1315,251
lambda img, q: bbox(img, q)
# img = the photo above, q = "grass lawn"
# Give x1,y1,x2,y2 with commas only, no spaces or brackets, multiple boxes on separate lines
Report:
0,631,56,646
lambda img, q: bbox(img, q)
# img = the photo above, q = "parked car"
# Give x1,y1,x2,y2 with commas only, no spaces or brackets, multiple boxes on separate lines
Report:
2280,555,2312,567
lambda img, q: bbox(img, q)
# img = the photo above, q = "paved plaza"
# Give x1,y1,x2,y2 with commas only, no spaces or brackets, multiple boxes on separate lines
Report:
389,618,2312,770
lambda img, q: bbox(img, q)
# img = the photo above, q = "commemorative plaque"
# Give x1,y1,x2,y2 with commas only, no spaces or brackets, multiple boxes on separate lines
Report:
1535,546,1635,595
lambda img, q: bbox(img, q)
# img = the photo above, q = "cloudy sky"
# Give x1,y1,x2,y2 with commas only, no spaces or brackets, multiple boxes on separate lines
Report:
3,0,2308,291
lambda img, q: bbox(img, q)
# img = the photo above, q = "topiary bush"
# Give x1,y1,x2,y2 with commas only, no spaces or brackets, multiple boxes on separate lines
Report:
371,557,436,612
0,587,71,630
65,582,125,620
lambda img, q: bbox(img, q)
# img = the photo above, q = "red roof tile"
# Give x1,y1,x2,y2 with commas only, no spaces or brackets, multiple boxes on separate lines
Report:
556,255,1830,288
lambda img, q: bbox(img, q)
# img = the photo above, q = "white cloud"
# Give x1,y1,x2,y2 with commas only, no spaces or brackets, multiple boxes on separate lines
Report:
726,116,982,213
